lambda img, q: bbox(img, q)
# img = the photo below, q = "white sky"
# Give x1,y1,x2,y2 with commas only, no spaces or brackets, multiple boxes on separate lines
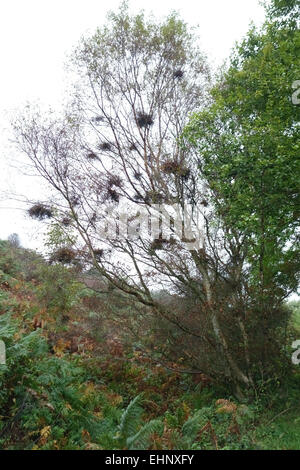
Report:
0,0,267,250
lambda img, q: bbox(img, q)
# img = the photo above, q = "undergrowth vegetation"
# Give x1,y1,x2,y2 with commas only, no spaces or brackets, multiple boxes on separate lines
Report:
0,240,299,450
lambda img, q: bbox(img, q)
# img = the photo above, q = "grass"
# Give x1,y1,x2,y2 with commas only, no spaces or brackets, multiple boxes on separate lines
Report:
253,409,300,450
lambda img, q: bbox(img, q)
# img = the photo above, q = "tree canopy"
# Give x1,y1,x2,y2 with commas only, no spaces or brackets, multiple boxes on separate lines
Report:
184,0,300,298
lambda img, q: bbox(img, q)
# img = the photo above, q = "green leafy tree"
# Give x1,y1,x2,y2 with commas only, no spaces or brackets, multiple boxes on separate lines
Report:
184,0,300,300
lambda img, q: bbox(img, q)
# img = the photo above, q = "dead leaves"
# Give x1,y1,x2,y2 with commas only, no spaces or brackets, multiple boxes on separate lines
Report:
216,399,238,414
216,399,241,438
53,338,71,357
38,425,51,446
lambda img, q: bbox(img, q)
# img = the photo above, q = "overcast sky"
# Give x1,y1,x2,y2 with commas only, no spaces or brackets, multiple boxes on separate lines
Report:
0,0,267,250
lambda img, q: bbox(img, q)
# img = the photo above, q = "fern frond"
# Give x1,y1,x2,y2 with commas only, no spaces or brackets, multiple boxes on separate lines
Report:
119,394,144,440
182,407,211,442
126,419,163,450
